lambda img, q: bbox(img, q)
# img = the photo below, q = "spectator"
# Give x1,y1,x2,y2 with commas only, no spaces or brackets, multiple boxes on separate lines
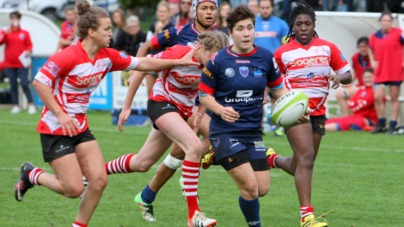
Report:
169,2,180,24
336,36,370,116
111,9,127,49
248,0,259,16
213,1,231,35
326,69,379,131
369,12,404,134
0,11,35,114
254,0,288,54
145,1,174,97
173,0,192,26
54,6,76,53
116,16,147,57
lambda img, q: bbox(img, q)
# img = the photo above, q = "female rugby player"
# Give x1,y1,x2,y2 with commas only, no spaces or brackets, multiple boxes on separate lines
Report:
13,1,199,226
199,5,307,227
269,2,352,226
105,31,228,227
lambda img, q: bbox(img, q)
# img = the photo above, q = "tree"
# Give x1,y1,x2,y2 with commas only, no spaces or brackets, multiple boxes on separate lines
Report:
118,0,160,9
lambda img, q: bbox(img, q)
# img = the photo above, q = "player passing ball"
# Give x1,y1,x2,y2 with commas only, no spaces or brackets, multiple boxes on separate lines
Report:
13,1,200,227
198,5,309,227
270,2,352,226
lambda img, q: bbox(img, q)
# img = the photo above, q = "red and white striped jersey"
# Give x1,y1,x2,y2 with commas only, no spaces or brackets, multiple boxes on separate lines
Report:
35,40,139,135
149,45,203,118
274,37,351,115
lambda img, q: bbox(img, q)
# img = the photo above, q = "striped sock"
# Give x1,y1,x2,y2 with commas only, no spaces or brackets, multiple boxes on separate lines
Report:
72,221,87,227
182,160,201,219
105,154,135,175
300,205,314,221
28,168,44,186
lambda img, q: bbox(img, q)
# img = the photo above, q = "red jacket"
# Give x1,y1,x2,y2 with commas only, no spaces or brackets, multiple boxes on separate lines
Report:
0,26,33,68
60,20,75,50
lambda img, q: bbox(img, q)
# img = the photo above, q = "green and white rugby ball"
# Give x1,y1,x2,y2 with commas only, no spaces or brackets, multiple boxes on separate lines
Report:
271,91,309,127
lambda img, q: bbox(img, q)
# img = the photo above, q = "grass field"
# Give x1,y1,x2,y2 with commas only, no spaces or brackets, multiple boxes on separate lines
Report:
0,108,403,227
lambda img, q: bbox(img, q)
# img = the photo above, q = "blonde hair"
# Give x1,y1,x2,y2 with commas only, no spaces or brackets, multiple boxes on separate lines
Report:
75,0,110,39
198,31,229,52
126,15,140,27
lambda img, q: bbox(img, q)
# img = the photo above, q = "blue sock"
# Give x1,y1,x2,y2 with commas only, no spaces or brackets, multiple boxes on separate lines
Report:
141,185,157,204
378,118,386,127
239,196,261,227
390,120,397,128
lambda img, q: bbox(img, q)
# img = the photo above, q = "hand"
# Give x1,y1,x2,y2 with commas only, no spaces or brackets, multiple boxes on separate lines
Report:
220,106,240,122
24,50,31,57
262,94,269,104
5,28,11,34
371,61,379,69
192,113,203,134
155,21,165,33
173,45,201,67
56,112,80,137
324,74,340,89
296,108,312,124
118,108,131,132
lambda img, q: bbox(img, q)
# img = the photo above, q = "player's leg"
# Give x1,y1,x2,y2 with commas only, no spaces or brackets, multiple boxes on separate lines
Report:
325,122,339,131
155,112,216,226
372,84,387,133
336,85,355,116
145,73,157,97
387,84,401,134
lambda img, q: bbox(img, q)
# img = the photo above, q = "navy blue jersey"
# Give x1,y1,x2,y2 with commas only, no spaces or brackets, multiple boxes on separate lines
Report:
199,45,283,134
151,23,201,50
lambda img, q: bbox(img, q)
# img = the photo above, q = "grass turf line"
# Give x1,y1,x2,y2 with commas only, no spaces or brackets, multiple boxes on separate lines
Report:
0,109,403,226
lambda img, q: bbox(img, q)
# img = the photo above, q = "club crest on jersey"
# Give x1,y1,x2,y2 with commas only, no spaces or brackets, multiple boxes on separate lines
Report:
239,66,249,77
19,33,25,40
175,25,184,35
211,138,220,147
187,42,195,47
262,24,269,31
225,68,235,77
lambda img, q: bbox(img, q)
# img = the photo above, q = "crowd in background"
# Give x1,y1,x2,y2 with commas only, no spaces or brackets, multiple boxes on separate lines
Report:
0,0,402,134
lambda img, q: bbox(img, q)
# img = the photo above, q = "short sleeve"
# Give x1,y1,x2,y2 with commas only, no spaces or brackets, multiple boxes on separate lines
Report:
108,49,139,72
150,25,181,50
274,49,286,74
330,43,351,75
199,57,219,95
35,52,75,87
368,32,375,50
267,55,283,89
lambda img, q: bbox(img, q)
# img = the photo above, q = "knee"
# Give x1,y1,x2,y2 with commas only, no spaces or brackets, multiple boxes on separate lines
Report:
185,140,202,157
241,182,259,200
335,90,344,100
258,186,269,197
298,154,315,170
64,184,85,198
90,173,108,192
135,162,152,172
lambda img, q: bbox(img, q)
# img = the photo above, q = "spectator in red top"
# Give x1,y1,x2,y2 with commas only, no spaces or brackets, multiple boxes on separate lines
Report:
336,36,370,116
173,0,192,26
54,6,76,53
326,69,379,131
368,12,404,134
0,11,35,114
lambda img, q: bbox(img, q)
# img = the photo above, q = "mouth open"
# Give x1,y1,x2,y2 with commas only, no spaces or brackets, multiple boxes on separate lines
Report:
206,17,213,23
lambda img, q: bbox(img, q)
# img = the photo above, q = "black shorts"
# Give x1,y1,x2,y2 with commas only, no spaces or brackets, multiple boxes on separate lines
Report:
147,99,186,130
40,128,96,162
374,81,403,86
284,115,326,135
218,149,269,171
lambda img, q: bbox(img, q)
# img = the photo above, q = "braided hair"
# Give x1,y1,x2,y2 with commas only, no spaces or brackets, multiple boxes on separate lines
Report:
197,31,229,51
285,1,319,43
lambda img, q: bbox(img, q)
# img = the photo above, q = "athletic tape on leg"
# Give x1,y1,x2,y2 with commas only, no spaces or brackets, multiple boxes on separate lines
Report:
164,154,183,169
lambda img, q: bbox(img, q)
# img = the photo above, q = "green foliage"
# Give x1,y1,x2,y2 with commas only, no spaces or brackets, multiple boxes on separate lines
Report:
118,0,159,8
0,109,403,226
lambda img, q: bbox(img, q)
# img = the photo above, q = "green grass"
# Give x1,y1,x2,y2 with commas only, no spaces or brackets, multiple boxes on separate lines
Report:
0,109,403,226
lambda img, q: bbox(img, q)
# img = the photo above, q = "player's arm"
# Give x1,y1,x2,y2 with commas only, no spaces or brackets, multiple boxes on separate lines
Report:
328,44,352,88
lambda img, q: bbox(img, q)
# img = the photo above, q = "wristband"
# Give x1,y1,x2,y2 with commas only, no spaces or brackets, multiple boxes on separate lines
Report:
197,113,203,118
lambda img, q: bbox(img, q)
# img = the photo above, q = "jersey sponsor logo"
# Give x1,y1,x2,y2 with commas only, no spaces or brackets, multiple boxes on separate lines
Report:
46,61,60,76
239,66,249,77
175,25,184,35
253,67,263,77
289,56,330,68
164,29,170,41
66,93,91,104
225,96,262,103
236,90,253,97
75,73,103,86
229,138,240,148
203,67,213,79
255,31,277,37
254,141,265,151
340,53,346,61
55,145,70,153
174,75,201,85
288,78,328,88
225,68,235,77
153,52,163,59
236,60,250,64
39,74,52,84
162,103,176,109
306,72,315,79
187,42,195,47
210,52,218,65
120,52,127,58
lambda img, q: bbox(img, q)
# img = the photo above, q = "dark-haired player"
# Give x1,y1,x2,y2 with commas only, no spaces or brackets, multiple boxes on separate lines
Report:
336,36,370,116
270,2,352,226
199,4,308,227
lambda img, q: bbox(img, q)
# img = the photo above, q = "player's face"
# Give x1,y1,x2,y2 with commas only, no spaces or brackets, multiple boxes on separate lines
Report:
112,12,122,25
248,1,259,16
169,3,179,17
363,71,374,87
259,0,273,19
93,17,113,48
293,14,315,44
220,4,231,19
229,18,255,52
199,48,218,65
197,2,217,27
65,10,75,23
358,42,368,56
181,0,192,13
380,15,392,31
157,6,170,22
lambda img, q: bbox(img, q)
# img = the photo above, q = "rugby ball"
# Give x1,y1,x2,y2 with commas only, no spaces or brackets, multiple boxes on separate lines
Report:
271,91,309,127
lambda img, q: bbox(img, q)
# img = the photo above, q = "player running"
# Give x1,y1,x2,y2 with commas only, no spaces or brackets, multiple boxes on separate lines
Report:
105,31,228,227
269,2,352,226
198,5,308,227
13,2,200,227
